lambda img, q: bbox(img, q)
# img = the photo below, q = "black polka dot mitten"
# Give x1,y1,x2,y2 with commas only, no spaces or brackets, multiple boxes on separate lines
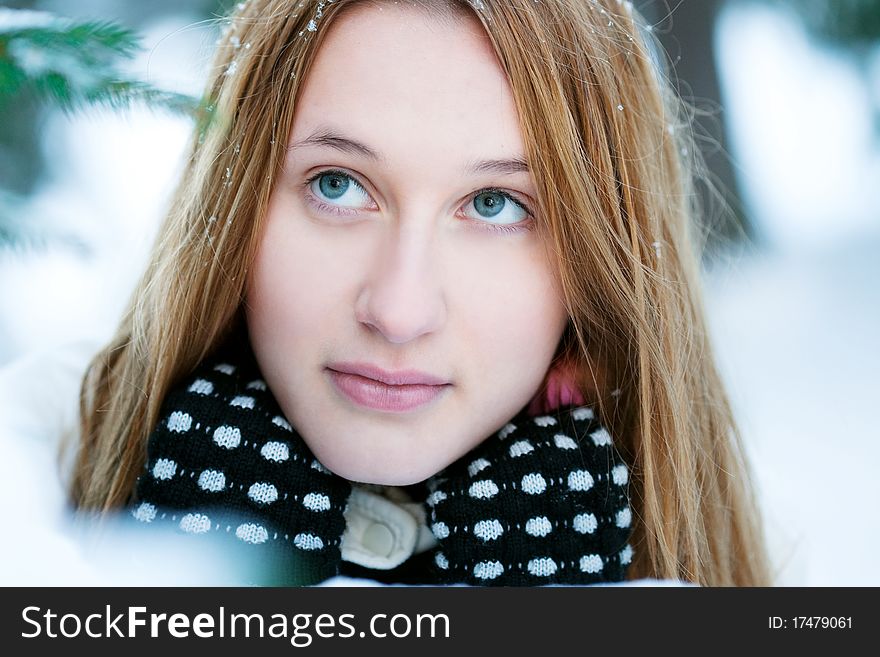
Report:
424,404,634,585
130,339,352,585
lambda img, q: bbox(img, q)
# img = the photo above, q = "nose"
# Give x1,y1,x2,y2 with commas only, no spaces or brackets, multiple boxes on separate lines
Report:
355,227,447,345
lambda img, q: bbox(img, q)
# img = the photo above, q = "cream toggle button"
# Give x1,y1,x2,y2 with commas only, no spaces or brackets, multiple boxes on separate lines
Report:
341,486,421,570
362,522,395,558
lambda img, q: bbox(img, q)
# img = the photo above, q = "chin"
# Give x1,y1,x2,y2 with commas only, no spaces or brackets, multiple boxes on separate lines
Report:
322,456,436,487
350,472,433,487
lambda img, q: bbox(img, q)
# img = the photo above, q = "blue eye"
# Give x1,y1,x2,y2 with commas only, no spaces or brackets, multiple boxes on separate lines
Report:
464,190,530,226
303,169,534,233
318,172,349,199
309,171,372,210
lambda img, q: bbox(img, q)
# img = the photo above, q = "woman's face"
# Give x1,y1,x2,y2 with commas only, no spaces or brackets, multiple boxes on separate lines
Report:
245,3,569,485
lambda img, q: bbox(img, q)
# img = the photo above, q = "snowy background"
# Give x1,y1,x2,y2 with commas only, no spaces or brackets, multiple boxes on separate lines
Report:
0,1,878,585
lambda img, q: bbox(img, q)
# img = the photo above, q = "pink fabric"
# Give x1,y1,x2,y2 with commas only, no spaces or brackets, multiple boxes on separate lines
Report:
526,362,586,416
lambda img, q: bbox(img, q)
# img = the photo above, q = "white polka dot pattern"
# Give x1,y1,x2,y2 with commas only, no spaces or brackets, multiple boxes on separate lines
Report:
426,402,632,585
619,544,634,565
571,406,594,421
468,480,499,499
472,519,504,541
467,458,490,477
236,523,269,544
167,411,192,433
188,379,213,395
230,395,255,409
497,422,517,439
248,482,278,504
520,473,546,494
579,554,604,573
133,502,156,523
553,433,577,449
134,343,354,584
525,516,553,537
527,557,557,577
152,458,177,480
573,512,598,534
533,415,557,427
213,425,241,449
302,492,330,512
260,441,289,462
473,561,504,580
198,469,226,492
294,533,324,550
590,427,612,446
508,440,534,457
567,469,594,491
180,513,211,534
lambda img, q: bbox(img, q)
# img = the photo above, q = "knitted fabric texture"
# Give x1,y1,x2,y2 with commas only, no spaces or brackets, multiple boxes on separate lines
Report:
131,338,352,585
132,338,633,586
424,405,633,585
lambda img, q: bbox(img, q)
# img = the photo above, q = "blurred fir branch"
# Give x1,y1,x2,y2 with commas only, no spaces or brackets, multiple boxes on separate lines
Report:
0,8,198,115
0,8,204,250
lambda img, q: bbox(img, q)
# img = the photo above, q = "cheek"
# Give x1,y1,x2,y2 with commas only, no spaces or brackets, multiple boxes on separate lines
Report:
246,202,347,339
247,249,308,351
455,244,568,377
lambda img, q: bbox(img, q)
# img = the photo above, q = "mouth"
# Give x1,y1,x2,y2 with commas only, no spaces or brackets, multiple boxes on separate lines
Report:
325,368,451,413
326,361,451,386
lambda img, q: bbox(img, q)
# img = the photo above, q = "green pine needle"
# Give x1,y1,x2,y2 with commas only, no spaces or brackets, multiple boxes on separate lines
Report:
0,8,210,251
0,8,200,116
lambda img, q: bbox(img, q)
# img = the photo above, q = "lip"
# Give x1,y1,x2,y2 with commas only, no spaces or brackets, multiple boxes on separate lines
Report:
326,363,451,413
327,362,450,386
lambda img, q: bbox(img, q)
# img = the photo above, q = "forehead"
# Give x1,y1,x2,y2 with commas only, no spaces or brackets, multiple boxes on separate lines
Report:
289,2,527,172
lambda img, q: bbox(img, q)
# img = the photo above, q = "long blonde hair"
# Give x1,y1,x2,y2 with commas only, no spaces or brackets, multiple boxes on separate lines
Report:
70,0,772,586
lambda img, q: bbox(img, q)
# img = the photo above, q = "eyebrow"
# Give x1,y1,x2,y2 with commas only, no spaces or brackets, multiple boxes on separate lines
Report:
289,127,531,176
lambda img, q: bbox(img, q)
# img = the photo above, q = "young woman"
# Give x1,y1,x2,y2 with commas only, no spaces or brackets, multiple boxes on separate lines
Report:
70,0,772,586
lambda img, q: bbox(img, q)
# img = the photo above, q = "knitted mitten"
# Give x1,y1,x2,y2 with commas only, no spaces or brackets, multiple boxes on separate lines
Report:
131,339,352,585
424,404,633,585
